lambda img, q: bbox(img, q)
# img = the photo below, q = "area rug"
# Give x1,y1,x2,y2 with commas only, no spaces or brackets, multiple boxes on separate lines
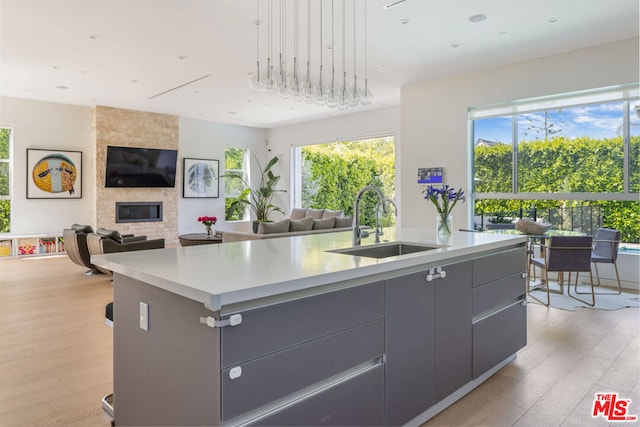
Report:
527,282,640,311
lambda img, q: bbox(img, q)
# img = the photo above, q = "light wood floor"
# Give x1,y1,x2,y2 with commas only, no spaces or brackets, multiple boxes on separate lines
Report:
1,256,638,426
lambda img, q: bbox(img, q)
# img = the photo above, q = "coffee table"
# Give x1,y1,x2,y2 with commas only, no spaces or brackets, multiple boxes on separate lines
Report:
178,233,223,247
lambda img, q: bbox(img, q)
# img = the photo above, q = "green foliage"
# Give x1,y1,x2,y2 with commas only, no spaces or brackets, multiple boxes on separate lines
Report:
0,129,10,232
225,155,286,222
0,200,9,233
474,135,639,242
302,138,395,228
474,143,512,192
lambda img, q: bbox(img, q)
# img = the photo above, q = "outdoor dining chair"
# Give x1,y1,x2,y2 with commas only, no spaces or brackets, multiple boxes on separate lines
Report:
591,228,622,295
529,236,595,307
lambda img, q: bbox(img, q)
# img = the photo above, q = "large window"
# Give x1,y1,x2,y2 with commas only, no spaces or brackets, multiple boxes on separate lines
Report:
293,137,395,228
471,84,640,242
224,146,249,221
0,128,10,233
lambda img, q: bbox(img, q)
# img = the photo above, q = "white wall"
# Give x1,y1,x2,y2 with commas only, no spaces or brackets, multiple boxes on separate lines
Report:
266,106,401,220
178,117,267,234
401,37,639,231
0,97,96,235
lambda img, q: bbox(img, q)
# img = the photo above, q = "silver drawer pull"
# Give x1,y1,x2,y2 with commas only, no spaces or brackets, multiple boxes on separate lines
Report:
426,267,446,282
229,366,242,380
200,313,243,328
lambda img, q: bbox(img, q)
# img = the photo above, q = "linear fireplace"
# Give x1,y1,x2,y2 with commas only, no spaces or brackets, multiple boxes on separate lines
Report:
116,202,163,223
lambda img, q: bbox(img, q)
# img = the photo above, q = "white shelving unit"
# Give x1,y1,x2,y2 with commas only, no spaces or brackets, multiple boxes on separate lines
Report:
0,234,65,259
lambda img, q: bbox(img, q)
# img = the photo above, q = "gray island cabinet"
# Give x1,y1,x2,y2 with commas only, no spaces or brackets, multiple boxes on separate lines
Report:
94,228,528,426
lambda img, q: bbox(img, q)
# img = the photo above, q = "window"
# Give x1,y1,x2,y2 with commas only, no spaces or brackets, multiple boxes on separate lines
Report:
470,84,640,242
630,100,640,193
0,128,10,233
293,136,396,228
224,146,249,221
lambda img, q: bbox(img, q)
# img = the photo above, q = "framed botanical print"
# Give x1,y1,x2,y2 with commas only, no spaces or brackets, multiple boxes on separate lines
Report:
183,158,219,198
27,148,82,199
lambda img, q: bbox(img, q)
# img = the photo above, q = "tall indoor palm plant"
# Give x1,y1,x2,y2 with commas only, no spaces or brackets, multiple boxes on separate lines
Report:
225,155,286,230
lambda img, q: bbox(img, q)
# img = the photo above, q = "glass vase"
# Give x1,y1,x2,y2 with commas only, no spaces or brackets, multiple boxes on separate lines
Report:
205,225,212,236
436,214,452,235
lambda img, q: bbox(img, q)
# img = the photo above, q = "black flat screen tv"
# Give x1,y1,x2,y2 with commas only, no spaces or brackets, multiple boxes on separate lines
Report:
105,146,178,188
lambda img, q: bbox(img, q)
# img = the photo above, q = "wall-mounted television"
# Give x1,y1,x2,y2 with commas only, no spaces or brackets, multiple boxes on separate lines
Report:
105,146,178,188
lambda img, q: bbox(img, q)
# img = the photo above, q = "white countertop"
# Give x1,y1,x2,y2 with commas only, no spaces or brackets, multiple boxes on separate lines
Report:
92,228,526,311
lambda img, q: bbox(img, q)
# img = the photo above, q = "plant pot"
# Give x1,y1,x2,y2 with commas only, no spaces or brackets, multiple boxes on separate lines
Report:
253,221,260,233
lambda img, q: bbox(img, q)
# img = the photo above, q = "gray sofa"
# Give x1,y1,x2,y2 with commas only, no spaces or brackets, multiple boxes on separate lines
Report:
222,208,354,243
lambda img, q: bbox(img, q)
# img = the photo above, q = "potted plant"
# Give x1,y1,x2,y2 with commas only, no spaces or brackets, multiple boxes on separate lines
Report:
225,155,286,233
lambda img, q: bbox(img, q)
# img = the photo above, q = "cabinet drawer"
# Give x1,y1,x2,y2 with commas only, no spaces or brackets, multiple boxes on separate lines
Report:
473,300,527,379
472,272,526,316
472,246,526,287
221,281,384,367
222,318,384,421
249,363,385,426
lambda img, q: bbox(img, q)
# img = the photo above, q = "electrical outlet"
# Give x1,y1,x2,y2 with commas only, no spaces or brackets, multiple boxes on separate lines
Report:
139,302,149,331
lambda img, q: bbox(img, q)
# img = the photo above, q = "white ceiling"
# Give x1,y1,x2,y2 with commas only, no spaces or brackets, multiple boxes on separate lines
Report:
1,0,638,129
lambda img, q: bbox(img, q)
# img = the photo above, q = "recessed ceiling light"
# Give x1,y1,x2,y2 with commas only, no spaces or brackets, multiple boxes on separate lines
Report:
131,79,138,83
89,34,99,40
498,31,507,36
468,14,487,23
228,111,237,115
56,85,69,90
52,65,60,70
178,56,188,60
384,0,406,9
548,16,559,23
252,19,262,26
399,18,409,25
451,43,461,48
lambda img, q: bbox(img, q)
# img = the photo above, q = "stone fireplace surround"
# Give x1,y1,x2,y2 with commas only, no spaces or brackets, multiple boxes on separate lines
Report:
94,106,179,245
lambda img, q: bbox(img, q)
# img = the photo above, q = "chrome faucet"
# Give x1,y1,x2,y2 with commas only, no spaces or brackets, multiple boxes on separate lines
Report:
353,185,388,246
376,199,398,243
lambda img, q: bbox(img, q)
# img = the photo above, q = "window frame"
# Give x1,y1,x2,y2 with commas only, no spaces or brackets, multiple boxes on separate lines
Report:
0,127,11,234
470,83,639,202
224,145,250,222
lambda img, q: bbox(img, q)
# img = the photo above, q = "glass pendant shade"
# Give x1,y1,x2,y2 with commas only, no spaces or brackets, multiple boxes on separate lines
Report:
248,0,371,109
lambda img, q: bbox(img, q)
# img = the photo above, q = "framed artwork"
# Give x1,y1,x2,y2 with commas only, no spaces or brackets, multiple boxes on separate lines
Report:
418,167,443,184
27,149,82,199
183,158,219,198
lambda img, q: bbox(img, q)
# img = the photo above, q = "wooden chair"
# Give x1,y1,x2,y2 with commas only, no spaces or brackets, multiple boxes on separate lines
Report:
529,236,595,306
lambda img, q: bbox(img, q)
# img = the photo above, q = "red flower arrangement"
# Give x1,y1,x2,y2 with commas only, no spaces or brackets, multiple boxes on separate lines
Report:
198,216,217,235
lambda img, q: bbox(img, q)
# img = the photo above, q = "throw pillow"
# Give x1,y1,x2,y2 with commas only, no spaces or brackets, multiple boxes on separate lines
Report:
334,216,354,228
322,209,344,219
258,219,291,234
515,218,552,235
313,217,336,230
305,208,325,219
289,217,314,232
289,208,308,220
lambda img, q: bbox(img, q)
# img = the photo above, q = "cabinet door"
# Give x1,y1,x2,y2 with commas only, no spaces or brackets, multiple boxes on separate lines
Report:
473,300,527,378
249,364,385,427
221,319,384,421
385,269,435,426
434,261,473,402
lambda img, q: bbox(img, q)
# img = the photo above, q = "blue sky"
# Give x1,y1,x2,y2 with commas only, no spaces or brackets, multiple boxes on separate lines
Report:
474,100,639,144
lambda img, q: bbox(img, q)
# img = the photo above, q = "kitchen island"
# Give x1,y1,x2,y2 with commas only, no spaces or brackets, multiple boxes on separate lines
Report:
93,228,528,426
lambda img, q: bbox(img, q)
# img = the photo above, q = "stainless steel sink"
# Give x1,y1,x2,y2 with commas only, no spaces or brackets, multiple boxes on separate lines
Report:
327,241,440,259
